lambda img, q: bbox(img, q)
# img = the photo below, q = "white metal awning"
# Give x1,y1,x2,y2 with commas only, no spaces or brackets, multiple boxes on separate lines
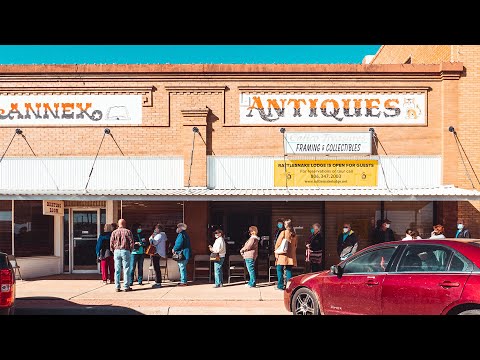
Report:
0,185,479,201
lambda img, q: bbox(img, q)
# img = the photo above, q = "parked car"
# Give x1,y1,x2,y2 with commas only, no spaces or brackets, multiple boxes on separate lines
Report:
284,239,480,315
0,252,16,315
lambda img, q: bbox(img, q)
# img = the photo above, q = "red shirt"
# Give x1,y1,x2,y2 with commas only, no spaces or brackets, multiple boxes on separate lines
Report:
110,227,134,252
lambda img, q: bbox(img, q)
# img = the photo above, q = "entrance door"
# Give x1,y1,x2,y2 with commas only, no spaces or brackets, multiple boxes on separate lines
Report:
72,210,99,272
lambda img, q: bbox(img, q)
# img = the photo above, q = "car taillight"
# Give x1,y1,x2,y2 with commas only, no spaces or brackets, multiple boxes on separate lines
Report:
0,269,14,307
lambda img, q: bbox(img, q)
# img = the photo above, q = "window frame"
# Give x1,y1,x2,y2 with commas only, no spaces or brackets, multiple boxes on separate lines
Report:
341,245,401,275
391,244,474,274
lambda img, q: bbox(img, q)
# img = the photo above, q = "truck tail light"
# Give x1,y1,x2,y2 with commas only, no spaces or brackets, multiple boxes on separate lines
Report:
0,269,14,307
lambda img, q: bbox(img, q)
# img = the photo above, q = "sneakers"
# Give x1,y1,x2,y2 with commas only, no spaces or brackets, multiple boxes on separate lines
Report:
245,284,256,288
152,283,162,288
213,284,223,288
138,282,143,286
124,287,133,292
274,287,284,291
115,288,121,292
177,283,188,287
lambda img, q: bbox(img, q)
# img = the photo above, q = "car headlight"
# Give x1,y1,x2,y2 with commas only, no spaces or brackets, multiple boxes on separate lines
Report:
286,280,292,289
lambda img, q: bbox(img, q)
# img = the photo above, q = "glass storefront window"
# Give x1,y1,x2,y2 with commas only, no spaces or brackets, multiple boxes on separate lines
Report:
64,209,69,272
384,201,433,240
0,201,12,254
14,200,54,257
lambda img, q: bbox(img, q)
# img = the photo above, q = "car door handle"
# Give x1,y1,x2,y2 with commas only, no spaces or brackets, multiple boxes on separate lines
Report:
439,281,460,288
365,280,379,286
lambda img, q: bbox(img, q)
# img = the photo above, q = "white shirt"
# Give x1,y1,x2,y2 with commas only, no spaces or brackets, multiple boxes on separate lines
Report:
149,232,167,257
402,235,422,241
211,236,226,258
429,232,446,239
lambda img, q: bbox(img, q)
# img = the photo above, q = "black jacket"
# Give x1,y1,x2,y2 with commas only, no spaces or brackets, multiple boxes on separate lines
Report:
337,231,358,256
456,228,471,238
374,228,395,244
308,232,324,251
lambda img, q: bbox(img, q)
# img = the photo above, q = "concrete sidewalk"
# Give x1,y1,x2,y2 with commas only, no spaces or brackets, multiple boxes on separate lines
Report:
14,274,289,315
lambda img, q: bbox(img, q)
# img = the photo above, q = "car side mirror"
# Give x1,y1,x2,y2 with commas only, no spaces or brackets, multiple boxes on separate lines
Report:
330,265,338,275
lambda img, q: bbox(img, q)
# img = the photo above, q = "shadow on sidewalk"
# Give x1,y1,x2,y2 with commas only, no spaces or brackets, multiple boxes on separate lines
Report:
15,297,144,315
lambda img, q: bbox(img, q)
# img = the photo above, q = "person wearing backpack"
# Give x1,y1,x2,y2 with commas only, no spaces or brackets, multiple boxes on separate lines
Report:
173,223,191,286
274,219,297,290
96,223,114,284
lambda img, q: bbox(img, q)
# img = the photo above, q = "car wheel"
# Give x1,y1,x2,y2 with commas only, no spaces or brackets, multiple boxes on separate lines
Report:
292,288,319,315
458,309,480,315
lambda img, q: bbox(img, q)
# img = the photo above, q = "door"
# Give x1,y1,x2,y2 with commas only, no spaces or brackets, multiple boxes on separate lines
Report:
382,244,472,315
321,246,398,315
72,210,99,272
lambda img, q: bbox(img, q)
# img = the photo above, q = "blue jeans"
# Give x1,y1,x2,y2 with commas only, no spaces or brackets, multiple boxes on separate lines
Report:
177,259,188,284
130,253,144,285
276,265,292,289
114,249,131,289
245,258,256,287
214,257,225,286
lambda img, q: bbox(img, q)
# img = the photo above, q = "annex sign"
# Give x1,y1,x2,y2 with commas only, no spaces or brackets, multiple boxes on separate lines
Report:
0,95,142,125
285,132,372,155
240,93,426,125
274,160,378,187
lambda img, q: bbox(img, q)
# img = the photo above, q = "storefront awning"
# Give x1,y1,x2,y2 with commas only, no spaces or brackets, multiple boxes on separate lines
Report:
1,185,479,201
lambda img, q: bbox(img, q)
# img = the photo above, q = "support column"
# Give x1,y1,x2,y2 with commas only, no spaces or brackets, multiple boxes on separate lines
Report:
181,109,210,187
184,201,209,277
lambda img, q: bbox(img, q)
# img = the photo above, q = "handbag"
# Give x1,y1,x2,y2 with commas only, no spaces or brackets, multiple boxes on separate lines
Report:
172,250,184,261
145,244,156,256
210,252,220,261
275,237,289,255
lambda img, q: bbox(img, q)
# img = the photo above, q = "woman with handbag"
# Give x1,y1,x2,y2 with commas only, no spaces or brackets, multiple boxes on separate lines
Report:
209,229,226,288
129,223,147,286
149,224,168,288
240,226,260,288
274,219,297,290
96,223,115,284
306,223,324,272
172,223,191,286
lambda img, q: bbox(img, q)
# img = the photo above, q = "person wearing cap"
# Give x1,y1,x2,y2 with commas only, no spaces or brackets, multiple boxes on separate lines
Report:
455,219,471,238
374,219,395,244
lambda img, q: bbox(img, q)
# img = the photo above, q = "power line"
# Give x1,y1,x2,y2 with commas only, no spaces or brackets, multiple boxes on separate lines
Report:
373,132,408,190
371,133,391,192
0,130,19,166
187,127,199,188
452,130,475,189
85,130,107,191
451,129,480,187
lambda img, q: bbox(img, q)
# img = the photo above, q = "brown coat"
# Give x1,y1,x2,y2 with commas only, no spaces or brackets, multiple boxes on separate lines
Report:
241,235,259,259
275,230,297,266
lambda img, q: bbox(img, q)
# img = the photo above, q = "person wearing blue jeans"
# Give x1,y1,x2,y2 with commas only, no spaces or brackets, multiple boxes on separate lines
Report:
129,223,145,286
209,229,227,288
173,223,191,286
110,219,135,292
274,219,298,290
276,265,292,289
114,249,131,290
240,226,259,288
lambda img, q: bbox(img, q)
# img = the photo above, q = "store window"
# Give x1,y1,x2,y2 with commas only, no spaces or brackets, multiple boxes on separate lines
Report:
122,201,184,256
14,200,54,257
0,201,12,254
64,209,69,272
384,201,433,240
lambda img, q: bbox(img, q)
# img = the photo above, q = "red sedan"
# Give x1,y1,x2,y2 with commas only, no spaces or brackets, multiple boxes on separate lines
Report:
285,239,480,315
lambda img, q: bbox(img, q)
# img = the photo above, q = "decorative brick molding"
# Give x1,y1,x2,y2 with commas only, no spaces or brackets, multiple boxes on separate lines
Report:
237,86,432,93
181,108,210,127
0,86,156,107
165,86,227,94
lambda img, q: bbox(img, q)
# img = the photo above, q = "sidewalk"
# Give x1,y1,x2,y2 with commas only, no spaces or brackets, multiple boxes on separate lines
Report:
14,274,289,315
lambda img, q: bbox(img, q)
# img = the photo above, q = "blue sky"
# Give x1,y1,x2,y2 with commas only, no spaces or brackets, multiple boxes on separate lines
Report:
0,45,380,64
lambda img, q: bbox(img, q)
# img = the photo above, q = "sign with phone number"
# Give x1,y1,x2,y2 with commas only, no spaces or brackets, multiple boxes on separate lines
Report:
273,160,378,187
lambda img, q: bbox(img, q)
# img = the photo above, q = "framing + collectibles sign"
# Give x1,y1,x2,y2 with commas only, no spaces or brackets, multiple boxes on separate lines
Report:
274,160,378,187
284,132,372,155
240,93,426,125
0,95,142,125
42,200,64,216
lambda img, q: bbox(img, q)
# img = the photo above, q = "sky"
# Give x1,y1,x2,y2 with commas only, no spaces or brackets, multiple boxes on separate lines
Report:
0,45,381,64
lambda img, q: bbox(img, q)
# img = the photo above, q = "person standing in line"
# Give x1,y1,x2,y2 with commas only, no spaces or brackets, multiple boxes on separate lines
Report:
129,223,146,286
240,226,260,288
274,219,298,290
337,223,359,261
374,219,395,243
173,223,191,286
111,222,118,231
402,228,422,240
96,223,115,284
273,218,285,254
430,224,446,239
209,229,227,288
306,223,324,272
455,219,472,238
110,219,134,292
149,224,168,288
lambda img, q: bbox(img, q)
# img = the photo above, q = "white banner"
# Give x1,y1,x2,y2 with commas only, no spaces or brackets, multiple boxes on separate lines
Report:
0,94,142,125
240,93,426,125
42,200,64,216
284,132,372,154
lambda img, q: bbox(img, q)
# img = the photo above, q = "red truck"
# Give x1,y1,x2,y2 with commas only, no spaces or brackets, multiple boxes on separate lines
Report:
0,252,16,315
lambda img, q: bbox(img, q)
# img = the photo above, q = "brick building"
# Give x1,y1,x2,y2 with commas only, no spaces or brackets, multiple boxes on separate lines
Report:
0,60,478,279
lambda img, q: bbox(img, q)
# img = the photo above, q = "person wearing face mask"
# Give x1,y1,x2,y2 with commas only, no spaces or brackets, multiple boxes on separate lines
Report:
209,229,227,288
306,223,324,272
455,219,471,238
149,224,168,288
337,223,359,261
430,224,446,239
273,218,285,254
374,219,395,244
129,223,147,286
173,223,191,286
